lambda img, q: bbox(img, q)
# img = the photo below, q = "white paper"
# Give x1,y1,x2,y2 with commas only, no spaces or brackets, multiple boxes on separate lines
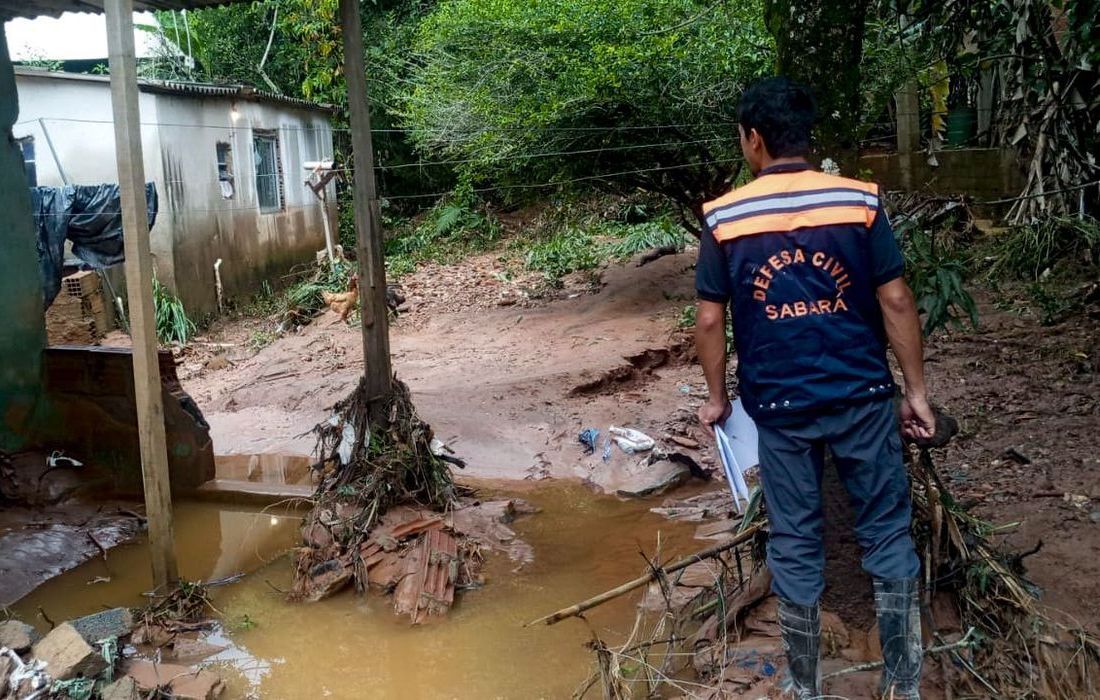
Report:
714,399,759,512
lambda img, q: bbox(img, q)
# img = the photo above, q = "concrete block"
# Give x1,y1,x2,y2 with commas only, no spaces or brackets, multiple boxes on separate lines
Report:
30,622,107,680
70,608,134,644
124,660,224,699
99,676,139,700
0,619,40,654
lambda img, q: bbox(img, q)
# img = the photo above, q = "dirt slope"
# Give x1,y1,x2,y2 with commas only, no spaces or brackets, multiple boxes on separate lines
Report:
182,254,1100,633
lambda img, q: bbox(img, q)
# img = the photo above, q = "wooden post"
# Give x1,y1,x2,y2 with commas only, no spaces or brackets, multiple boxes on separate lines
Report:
895,81,921,155
340,0,392,401
105,0,178,589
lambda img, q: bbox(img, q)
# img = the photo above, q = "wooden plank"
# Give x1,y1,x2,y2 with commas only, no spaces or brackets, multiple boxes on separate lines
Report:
339,0,392,401
105,0,178,590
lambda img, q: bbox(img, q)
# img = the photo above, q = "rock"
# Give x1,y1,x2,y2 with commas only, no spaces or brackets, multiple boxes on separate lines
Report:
0,619,40,653
666,435,700,450
31,622,107,680
124,660,225,699
1090,509,1100,524
70,608,134,644
587,456,689,498
99,676,140,700
0,655,12,694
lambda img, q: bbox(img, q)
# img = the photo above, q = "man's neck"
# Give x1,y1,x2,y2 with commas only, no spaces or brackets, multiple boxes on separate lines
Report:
757,156,810,174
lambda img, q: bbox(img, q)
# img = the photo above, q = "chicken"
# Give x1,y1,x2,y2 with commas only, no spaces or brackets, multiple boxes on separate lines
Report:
322,274,359,322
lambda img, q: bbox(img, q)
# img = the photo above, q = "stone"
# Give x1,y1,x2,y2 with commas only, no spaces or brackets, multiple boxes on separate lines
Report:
0,619,39,653
70,608,134,644
586,456,689,498
99,676,139,700
31,622,107,680
0,655,12,694
124,660,224,699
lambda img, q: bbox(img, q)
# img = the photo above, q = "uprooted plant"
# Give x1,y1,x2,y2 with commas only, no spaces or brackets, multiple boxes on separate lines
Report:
559,429,1100,698
289,377,482,622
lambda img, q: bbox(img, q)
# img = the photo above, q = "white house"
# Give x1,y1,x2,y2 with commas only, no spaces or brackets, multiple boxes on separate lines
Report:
14,66,336,314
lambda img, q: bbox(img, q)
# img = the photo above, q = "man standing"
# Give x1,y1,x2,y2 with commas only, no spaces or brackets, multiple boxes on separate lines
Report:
694,77,935,699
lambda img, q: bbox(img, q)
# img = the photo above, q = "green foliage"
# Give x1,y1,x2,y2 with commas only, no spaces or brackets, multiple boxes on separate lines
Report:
248,328,278,351
1026,282,1081,326
284,261,351,314
384,195,502,275
605,218,691,259
986,217,1100,281
401,0,771,222
902,229,979,336
524,228,602,279
152,276,196,345
677,303,697,329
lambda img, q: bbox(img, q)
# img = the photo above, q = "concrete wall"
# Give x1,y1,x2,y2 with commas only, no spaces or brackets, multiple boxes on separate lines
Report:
859,148,1025,203
0,29,46,452
152,94,335,313
13,70,335,316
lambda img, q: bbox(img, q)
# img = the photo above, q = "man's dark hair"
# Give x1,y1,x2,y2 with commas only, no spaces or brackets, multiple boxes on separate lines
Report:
737,77,817,158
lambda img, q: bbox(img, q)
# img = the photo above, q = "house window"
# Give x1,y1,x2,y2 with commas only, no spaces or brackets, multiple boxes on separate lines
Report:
216,141,234,199
19,137,36,187
253,131,283,212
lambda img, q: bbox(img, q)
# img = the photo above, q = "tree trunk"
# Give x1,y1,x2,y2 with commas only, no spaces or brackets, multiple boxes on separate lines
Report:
764,0,869,171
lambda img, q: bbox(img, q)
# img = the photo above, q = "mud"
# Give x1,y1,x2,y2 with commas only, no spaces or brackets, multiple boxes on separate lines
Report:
13,484,700,699
176,245,1100,640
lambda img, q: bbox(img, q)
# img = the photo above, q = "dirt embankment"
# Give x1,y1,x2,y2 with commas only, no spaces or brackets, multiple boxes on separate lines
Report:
182,250,1100,633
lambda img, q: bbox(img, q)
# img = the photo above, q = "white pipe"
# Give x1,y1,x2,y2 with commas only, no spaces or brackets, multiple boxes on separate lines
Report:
214,258,224,313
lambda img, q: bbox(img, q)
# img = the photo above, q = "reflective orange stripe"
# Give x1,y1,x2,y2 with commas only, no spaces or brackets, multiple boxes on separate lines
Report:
712,206,875,241
704,170,879,242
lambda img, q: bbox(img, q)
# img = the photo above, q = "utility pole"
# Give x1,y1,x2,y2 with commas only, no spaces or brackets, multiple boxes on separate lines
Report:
105,0,178,590
339,0,392,401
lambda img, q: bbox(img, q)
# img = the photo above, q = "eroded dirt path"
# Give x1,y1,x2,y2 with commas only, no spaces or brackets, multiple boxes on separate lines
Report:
183,253,1100,634
184,251,705,481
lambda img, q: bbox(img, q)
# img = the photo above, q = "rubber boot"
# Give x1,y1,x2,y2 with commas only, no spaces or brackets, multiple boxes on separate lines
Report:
873,577,922,700
777,597,821,699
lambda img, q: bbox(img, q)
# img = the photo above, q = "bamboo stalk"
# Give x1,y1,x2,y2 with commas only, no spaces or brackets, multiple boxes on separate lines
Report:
525,523,763,627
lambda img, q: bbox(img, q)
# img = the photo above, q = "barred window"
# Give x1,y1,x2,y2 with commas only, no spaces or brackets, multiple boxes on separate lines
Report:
253,132,283,212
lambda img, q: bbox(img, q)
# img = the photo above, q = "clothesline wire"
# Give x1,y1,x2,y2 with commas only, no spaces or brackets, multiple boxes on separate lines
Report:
29,156,741,215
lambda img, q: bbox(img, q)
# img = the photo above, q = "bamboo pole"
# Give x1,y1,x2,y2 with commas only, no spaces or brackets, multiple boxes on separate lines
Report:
525,523,763,627
104,0,178,589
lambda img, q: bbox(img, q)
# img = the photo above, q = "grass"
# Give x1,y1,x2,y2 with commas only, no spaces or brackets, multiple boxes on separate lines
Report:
384,198,502,277
524,227,602,278
152,275,196,345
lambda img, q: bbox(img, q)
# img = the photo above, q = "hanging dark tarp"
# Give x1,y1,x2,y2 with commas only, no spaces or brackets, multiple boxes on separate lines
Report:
31,183,158,307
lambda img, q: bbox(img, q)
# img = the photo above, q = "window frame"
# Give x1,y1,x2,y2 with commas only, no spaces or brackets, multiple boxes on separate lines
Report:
216,141,234,199
252,130,284,213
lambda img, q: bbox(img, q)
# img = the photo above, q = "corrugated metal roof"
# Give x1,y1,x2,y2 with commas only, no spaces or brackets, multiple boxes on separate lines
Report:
1,1,249,22
14,66,333,112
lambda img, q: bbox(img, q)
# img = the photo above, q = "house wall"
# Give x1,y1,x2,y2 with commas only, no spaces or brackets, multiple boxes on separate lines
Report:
0,30,46,452
152,94,335,314
13,71,335,316
12,71,172,274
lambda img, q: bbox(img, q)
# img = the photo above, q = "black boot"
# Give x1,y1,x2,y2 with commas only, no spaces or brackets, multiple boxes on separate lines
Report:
873,577,922,699
777,597,821,699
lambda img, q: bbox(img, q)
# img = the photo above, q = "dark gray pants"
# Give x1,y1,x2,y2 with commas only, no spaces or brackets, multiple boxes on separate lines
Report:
757,398,920,606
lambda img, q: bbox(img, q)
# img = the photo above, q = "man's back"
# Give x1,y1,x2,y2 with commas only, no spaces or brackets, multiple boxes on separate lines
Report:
696,162,904,423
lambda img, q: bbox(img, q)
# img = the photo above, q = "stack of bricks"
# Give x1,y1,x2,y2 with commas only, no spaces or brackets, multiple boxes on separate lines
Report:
45,271,114,345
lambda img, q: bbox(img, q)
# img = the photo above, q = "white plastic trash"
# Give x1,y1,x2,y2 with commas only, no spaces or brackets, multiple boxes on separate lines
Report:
609,426,656,453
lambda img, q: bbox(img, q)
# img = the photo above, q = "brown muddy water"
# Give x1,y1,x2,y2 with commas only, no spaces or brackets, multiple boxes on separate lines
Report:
13,482,702,699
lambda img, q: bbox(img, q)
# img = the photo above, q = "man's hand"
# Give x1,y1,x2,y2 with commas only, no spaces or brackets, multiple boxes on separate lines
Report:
698,398,731,435
900,391,935,440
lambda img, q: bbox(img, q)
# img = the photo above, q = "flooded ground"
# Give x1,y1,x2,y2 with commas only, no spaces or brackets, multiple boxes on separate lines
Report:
13,482,702,699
